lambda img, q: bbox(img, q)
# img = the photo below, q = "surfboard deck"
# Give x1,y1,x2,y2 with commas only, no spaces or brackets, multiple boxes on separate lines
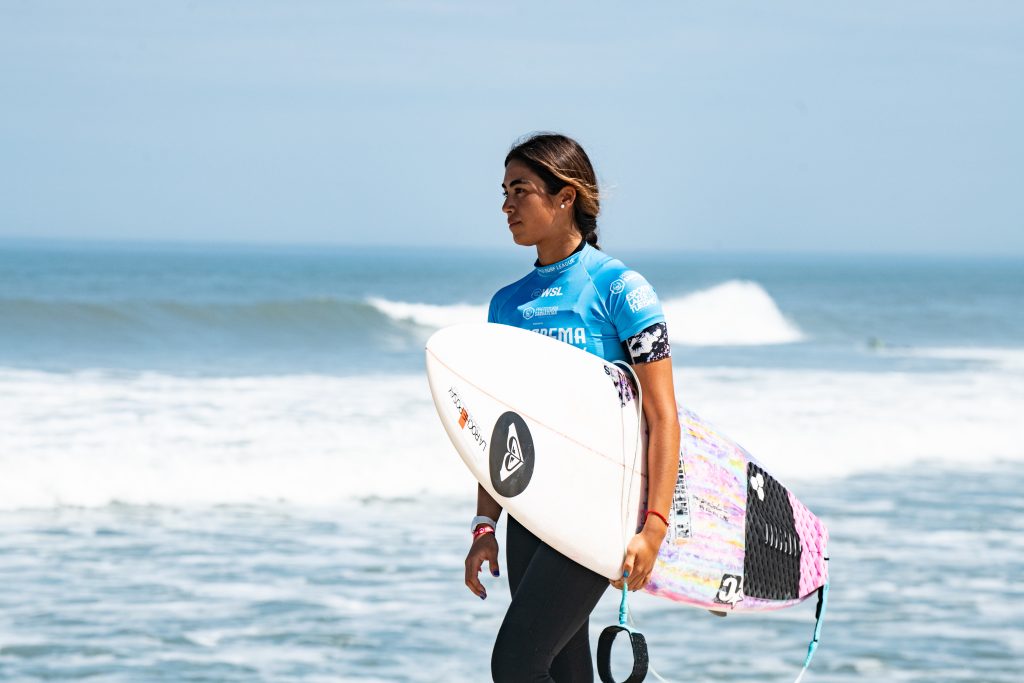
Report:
426,323,828,612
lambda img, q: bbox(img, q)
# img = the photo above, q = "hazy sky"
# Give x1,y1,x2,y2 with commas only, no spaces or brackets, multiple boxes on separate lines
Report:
2,1,1021,254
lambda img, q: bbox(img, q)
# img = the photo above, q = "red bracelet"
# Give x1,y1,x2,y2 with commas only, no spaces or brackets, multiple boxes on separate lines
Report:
645,510,669,527
472,524,495,539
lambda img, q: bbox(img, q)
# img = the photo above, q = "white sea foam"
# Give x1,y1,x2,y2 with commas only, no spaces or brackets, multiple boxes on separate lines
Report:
369,280,805,347
676,365,1024,481
1,359,1021,509
366,298,487,328
0,370,473,510
661,280,805,346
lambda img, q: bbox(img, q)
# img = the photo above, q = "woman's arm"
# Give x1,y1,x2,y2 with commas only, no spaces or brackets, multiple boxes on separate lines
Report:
464,484,503,599
475,482,503,524
611,355,681,591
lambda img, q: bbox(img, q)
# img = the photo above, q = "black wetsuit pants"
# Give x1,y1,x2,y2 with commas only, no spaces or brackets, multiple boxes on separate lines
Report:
491,516,609,682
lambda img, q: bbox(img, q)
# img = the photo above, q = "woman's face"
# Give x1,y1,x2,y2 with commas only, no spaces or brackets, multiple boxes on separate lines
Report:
501,159,564,246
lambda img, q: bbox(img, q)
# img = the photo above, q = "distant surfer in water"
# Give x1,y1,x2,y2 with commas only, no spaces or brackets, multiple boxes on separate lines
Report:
464,133,681,681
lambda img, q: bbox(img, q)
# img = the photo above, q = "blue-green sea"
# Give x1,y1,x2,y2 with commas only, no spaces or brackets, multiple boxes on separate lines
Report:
1,239,1021,681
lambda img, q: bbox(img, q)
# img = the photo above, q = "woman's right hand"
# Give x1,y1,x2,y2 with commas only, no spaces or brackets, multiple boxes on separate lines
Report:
464,532,500,600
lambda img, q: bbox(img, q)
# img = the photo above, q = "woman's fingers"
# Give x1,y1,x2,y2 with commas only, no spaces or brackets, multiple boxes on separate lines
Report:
610,570,651,591
628,560,649,590
618,549,636,589
465,536,499,600
611,561,655,590
612,533,661,591
626,554,653,591
627,565,640,591
618,535,658,591
464,552,486,599
487,548,500,578
628,569,651,591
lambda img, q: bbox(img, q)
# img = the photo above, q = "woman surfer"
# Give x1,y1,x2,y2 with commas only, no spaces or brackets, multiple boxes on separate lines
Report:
464,133,681,682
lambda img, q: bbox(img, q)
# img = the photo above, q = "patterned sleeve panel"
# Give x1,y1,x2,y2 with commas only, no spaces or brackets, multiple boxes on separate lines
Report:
626,321,672,364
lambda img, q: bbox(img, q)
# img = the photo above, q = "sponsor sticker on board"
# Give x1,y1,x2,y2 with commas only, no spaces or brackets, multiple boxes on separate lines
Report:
489,412,535,497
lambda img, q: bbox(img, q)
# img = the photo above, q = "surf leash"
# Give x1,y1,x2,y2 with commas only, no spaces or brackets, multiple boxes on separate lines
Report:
597,578,650,683
793,575,829,683
597,361,648,683
597,361,656,683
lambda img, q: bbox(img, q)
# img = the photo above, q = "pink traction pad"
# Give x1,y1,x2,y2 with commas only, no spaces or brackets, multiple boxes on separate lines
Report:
789,490,830,598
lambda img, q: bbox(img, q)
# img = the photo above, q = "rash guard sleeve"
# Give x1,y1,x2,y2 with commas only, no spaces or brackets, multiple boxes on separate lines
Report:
598,268,667,342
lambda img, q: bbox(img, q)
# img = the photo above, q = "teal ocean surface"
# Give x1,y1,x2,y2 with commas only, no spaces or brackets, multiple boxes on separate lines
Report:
1,240,1021,681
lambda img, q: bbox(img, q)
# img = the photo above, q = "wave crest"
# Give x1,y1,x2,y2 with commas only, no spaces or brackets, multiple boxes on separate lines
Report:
365,298,487,329
661,280,804,346
368,280,805,347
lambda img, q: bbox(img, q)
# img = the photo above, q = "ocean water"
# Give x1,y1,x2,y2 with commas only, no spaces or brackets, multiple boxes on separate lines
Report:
0,239,1022,682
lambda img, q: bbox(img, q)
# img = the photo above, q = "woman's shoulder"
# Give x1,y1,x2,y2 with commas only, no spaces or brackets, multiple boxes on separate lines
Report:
490,270,533,303
582,248,664,338
581,248,653,296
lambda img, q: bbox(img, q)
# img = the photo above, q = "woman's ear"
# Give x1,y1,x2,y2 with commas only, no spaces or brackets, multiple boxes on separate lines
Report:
559,186,577,209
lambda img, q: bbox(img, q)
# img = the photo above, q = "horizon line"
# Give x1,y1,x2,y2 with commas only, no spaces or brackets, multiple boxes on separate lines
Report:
0,234,1020,260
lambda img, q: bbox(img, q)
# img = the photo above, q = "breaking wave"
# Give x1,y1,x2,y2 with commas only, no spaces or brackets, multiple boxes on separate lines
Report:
368,280,806,347
661,280,804,346
1,280,802,356
365,298,487,329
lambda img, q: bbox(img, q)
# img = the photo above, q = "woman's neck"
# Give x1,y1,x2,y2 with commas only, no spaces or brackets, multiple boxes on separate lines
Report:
535,232,584,266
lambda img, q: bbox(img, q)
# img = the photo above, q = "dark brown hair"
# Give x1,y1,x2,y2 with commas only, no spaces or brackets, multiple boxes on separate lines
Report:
505,133,601,249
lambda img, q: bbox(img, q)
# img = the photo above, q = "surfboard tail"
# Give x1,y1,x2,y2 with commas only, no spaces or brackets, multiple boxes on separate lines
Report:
647,406,829,612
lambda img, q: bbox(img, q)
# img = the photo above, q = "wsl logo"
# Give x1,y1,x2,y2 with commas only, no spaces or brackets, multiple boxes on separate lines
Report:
489,412,535,497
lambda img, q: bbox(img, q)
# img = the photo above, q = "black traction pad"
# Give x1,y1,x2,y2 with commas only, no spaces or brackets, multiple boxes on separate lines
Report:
743,463,802,600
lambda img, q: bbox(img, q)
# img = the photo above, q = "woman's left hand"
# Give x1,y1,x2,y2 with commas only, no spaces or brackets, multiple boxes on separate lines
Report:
610,523,667,591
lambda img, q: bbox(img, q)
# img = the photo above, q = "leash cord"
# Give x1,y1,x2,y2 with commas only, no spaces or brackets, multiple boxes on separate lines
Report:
614,361,677,683
793,578,829,683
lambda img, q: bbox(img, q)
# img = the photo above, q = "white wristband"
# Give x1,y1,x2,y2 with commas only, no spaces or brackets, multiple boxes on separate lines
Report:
471,515,498,532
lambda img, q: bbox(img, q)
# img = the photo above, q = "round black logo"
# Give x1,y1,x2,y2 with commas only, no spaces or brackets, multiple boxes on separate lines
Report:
489,412,535,498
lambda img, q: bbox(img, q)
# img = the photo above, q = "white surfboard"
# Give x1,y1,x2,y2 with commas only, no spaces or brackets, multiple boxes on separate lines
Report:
426,322,829,612
426,322,646,579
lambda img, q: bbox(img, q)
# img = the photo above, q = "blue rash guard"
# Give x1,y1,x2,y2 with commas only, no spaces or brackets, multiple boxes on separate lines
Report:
488,241,669,364
486,240,672,680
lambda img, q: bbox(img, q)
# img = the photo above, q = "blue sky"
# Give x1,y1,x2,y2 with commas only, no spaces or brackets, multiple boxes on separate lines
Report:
1,1,1021,254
